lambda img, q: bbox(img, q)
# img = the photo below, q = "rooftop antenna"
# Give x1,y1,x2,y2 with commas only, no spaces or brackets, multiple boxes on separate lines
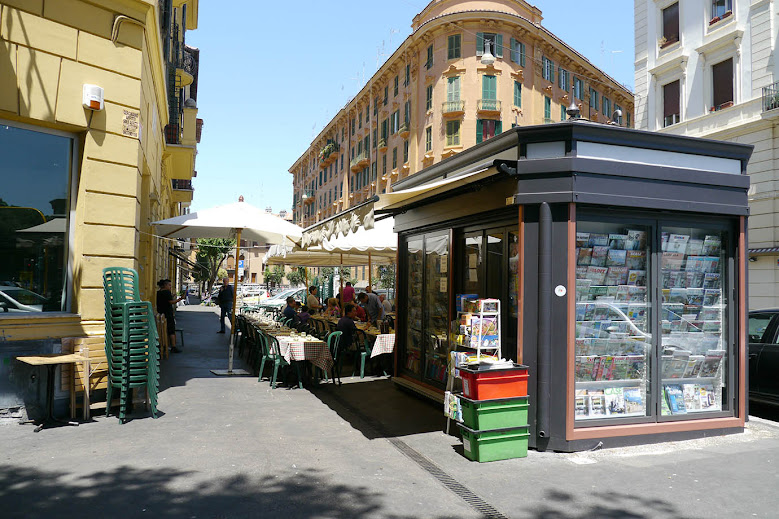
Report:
388,28,399,50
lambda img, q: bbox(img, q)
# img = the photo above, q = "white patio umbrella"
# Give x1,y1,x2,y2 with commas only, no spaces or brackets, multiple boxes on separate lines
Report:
153,196,303,375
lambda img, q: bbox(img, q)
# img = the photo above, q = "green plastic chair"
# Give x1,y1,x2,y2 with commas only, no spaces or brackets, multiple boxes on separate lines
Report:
352,329,375,379
257,330,275,381
266,334,303,389
326,331,343,385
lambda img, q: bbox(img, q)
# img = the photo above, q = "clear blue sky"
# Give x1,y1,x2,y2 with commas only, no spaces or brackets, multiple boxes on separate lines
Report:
186,0,634,213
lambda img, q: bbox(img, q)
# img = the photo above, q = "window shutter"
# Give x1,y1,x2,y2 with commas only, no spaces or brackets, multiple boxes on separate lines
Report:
519,43,525,67
495,120,502,134
476,119,483,144
712,58,733,108
663,80,680,118
510,38,517,62
476,33,484,56
495,34,503,58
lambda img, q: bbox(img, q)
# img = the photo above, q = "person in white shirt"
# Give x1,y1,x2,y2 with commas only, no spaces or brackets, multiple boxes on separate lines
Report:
306,286,322,312
379,294,392,314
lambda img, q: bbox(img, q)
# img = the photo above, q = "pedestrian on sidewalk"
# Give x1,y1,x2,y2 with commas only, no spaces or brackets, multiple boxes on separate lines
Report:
157,279,186,353
216,277,234,334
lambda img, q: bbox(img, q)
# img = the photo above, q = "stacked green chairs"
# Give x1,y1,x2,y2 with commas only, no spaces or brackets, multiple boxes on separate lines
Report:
102,267,160,423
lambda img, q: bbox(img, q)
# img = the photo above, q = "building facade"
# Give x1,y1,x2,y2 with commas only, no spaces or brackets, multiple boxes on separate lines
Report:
634,0,778,308
289,0,635,228
0,0,201,412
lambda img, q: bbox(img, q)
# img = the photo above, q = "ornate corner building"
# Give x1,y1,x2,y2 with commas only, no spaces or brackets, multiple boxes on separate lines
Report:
289,0,635,228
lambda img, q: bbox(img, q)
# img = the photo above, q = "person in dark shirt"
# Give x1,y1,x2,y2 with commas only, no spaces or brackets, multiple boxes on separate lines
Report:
156,279,185,353
336,303,358,351
282,296,298,324
358,292,382,325
216,277,234,334
298,305,311,324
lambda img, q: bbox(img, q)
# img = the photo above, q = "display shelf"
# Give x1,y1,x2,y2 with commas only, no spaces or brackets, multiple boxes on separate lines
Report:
454,298,502,360
661,376,720,384
576,379,645,388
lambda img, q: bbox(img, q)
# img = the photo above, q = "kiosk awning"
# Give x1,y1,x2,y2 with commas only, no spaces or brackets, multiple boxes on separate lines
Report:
301,198,377,248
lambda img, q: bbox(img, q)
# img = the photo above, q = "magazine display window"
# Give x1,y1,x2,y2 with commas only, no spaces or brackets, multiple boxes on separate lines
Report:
575,215,734,425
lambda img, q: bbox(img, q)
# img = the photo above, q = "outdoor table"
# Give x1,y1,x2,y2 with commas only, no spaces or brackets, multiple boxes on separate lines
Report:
276,335,333,373
370,333,396,358
16,354,90,432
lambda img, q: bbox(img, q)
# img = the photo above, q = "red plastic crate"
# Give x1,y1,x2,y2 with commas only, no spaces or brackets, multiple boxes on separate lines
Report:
460,364,529,400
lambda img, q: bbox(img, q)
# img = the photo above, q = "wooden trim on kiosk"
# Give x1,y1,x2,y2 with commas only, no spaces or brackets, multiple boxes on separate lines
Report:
517,205,525,364
567,211,747,441
566,203,576,440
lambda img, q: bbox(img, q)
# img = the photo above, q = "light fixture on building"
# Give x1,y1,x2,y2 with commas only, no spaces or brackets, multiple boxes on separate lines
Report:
566,101,581,120
480,40,496,66
609,109,623,126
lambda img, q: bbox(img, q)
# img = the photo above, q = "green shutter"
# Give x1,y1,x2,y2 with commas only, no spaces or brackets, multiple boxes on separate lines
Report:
514,81,521,107
495,34,503,58
510,38,516,62
561,104,566,121
544,97,551,119
495,120,502,134
520,43,525,66
476,32,484,56
476,119,483,144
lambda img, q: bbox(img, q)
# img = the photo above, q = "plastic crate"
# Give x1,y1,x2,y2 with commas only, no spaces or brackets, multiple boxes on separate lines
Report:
459,364,528,400
459,395,528,430
458,424,529,462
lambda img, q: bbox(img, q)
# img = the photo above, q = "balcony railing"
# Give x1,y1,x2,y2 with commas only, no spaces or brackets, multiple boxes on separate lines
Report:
442,100,465,116
477,99,501,112
398,123,410,138
172,179,193,190
350,150,370,172
543,118,554,124
763,82,779,112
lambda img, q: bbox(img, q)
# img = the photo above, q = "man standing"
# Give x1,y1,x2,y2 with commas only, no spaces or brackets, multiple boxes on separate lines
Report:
216,277,234,334
358,291,382,324
156,279,186,353
379,294,392,314
306,286,323,313
342,281,355,304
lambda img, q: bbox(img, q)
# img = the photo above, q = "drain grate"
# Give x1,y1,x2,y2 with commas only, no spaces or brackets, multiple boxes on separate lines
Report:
322,389,509,519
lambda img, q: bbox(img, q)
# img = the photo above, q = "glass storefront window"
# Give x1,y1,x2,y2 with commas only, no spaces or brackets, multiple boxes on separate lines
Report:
660,227,727,416
404,237,424,376
0,123,73,313
575,222,652,421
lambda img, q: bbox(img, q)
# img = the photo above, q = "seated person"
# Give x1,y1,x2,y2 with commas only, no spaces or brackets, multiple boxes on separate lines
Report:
379,294,392,314
325,297,341,317
298,305,311,324
282,296,298,324
336,303,358,351
353,303,367,322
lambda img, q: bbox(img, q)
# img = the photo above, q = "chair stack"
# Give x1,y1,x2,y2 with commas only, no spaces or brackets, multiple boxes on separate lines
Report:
102,267,160,423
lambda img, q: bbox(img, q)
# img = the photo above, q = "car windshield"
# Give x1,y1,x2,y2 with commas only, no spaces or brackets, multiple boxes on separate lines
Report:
0,288,48,305
269,289,297,301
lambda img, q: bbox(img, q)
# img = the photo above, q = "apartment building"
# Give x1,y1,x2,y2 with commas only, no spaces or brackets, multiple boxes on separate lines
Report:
634,0,779,308
0,0,202,348
289,0,635,228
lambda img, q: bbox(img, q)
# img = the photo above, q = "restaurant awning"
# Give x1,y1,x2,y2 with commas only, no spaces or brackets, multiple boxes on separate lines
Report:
300,198,377,248
263,244,393,267
320,216,396,257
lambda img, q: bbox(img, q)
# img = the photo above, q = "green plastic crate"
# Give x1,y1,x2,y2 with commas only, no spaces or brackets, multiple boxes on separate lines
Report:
458,424,529,462
459,395,528,430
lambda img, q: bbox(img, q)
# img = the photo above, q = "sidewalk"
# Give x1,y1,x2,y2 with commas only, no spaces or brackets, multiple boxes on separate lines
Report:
1,305,778,519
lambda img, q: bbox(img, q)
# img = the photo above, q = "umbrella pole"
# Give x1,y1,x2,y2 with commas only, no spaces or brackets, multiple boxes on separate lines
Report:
339,254,344,316
368,252,372,288
212,229,250,376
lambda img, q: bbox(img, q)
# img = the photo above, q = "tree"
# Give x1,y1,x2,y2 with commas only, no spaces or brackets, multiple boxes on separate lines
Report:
377,264,396,298
192,238,235,296
263,265,285,289
285,266,306,287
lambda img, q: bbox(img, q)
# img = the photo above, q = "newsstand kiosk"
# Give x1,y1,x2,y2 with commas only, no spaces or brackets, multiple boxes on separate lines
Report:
377,121,752,452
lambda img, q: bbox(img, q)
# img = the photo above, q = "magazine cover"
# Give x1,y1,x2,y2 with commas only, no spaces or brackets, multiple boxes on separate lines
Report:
669,288,687,304
625,250,647,270
703,257,720,273
685,272,704,289
697,384,718,410
577,247,593,266
605,266,629,285
626,355,646,379
576,279,592,302
683,384,701,411
627,286,647,302
575,389,589,416
663,252,685,270
576,265,589,279
664,384,687,414
589,233,610,247
661,232,670,251
703,289,720,306
699,351,724,378
682,356,704,378
626,230,647,251
702,235,722,256
604,387,626,415
700,306,721,321
588,389,607,416
666,234,690,254
607,248,627,266
703,272,721,289
576,232,591,248
608,233,628,250
686,239,704,256
586,266,609,285
686,288,704,306
590,246,609,267
627,270,646,286
623,386,644,414
575,338,593,356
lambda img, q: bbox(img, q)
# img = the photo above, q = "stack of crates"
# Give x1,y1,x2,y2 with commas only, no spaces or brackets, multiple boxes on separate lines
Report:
103,267,160,423
457,363,530,462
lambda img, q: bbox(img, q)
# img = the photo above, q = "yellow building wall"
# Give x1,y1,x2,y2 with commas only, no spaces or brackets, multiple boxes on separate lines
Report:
0,0,186,340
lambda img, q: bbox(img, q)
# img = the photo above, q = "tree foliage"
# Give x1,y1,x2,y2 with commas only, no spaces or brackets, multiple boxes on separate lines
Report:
377,264,396,290
263,265,285,289
285,266,306,287
192,238,235,295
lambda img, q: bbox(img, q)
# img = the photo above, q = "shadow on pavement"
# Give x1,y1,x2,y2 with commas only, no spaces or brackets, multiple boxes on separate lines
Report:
531,489,693,519
311,377,445,440
0,463,430,519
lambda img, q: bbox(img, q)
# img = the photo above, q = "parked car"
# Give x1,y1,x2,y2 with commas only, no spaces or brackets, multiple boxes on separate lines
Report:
258,287,307,310
749,309,779,405
0,286,48,312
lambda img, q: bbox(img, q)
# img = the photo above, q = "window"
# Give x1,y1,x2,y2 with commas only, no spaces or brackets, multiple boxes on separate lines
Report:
476,119,502,143
662,3,679,46
447,77,460,102
404,100,411,127
371,161,377,181
615,104,623,125
405,64,410,86
712,0,732,19
426,84,433,111
513,81,522,107
373,129,377,148
394,75,399,97
573,77,584,100
341,154,344,170
663,80,681,127
374,96,379,117
391,111,400,134
544,96,551,121
712,58,733,110
477,32,503,58
542,56,555,83
627,111,632,128
382,155,387,176
589,88,599,111
351,118,355,136
561,104,567,121
381,119,388,141
392,147,398,169
0,122,74,312
448,34,461,59
510,38,525,66
365,106,369,123
482,75,497,100
426,44,433,69
425,126,432,152
603,97,611,119
383,86,388,105
446,120,460,146
403,140,409,163
358,110,362,129
558,68,570,91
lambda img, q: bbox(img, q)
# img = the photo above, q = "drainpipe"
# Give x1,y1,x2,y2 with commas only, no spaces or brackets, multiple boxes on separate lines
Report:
536,202,552,448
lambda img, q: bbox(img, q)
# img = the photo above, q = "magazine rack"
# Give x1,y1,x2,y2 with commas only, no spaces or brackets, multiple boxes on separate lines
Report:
456,298,501,361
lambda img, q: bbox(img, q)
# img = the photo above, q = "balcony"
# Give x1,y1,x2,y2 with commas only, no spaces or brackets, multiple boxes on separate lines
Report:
377,138,387,152
196,118,203,143
350,150,370,172
477,99,501,115
442,100,465,117
763,82,779,112
398,123,410,139
302,190,315,205
171,179,194,203
543,118,554,124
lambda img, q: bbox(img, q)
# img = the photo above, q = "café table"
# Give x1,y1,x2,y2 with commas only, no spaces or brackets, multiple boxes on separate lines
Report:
16,353,90,432
369,333,396,358
275,335,333,373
